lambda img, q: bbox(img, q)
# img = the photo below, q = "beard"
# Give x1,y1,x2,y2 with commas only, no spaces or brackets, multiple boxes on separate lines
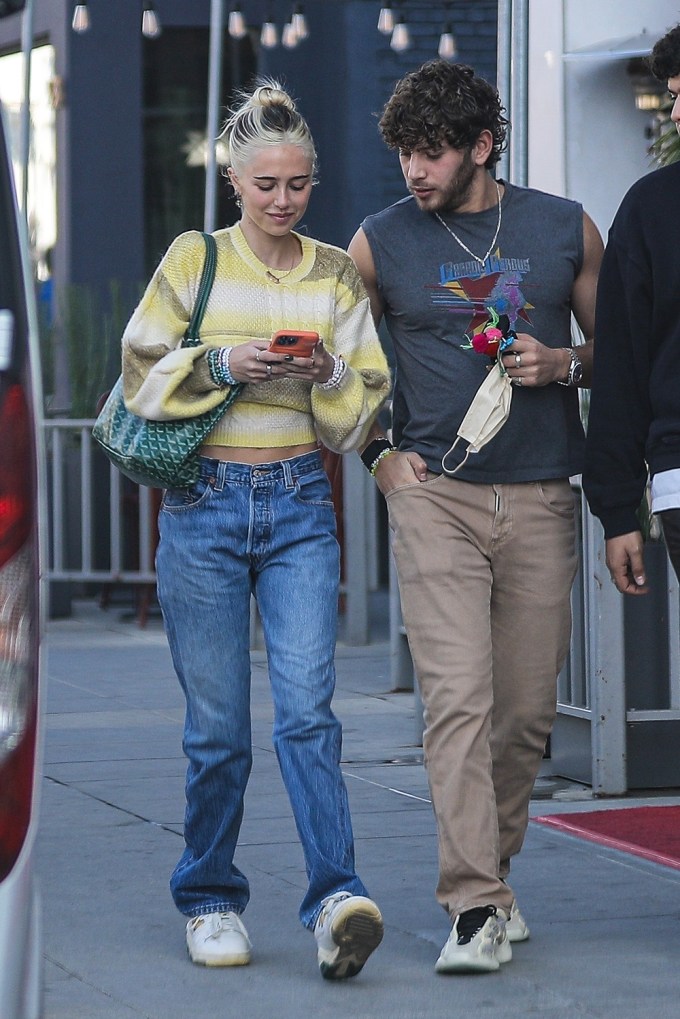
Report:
408,148,478,213
437,150,477,212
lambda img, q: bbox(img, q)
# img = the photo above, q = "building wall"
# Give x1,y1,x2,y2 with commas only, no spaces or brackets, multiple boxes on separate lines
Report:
259,0,498,248
0,0,499,402
528,0,678,238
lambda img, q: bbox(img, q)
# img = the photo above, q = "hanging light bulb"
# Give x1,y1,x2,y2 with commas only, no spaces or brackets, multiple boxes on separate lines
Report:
438,23,457,60
282,20,298,48
291,3,309,40
228,3,247,39
71,2,90,33
260,17,278,49
377,3,394,35
390,15,411,52
141,1,162,39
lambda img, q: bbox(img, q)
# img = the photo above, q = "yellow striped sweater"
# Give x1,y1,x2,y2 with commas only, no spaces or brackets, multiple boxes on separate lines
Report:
122,225,391,453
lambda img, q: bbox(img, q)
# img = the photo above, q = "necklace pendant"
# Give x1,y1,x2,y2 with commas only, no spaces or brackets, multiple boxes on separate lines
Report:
266,270,281,283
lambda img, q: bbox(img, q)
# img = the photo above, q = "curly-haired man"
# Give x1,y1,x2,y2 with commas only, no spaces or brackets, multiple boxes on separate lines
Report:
349,60,603,973
584,24,680,591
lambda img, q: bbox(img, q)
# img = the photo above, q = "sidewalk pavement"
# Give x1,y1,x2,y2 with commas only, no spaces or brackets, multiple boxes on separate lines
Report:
38,596,680,1019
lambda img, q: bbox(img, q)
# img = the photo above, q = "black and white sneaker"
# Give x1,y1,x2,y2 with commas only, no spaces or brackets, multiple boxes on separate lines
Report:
435,905,512,973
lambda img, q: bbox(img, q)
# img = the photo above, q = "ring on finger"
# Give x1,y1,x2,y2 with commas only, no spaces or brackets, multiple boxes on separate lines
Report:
514,353,521,368
266,363,272,376
255,350,261,361
514,376,523,387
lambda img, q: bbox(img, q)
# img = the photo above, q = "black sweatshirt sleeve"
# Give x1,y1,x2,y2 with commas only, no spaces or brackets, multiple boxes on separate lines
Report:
582,207,653,539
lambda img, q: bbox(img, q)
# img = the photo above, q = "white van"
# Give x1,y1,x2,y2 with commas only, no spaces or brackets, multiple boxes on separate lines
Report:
0,100,45,1019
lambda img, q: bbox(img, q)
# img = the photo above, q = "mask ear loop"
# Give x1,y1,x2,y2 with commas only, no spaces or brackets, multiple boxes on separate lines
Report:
440,333,515,477
441,437,470,476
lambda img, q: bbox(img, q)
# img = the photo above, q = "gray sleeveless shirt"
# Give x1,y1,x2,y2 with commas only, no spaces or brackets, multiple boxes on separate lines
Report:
362,182,585,483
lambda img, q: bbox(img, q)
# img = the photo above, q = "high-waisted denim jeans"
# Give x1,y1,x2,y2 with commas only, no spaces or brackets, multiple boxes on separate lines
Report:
156,450,368,929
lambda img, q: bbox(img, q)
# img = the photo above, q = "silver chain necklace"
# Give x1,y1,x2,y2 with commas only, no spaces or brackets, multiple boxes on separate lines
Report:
435,180,502,267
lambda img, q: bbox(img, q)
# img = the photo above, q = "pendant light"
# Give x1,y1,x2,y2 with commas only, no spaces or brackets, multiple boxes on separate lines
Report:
291,3,308,40
282,19,298,48
141,2,161,39
390,15,410,52
71,2,90,33
228,3,247,39
378,3,394,35
438,22,457,60
260,14,278,49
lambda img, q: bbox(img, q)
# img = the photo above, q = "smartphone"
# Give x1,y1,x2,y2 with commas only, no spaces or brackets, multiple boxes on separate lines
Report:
268,330,319,358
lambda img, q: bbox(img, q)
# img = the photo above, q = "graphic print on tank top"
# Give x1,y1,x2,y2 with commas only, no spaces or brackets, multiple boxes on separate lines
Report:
431,250,535,342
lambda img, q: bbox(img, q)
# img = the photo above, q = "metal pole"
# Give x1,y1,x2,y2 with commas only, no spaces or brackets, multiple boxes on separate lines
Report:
496,0,529,187
495,0,512,182
583,503,628,795
204,0,224,232
509,0,529,186
20,0,34,218
343,452,370,645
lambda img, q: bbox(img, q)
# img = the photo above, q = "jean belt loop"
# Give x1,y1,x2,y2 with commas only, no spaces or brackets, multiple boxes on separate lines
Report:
282,458,294,489
214,460,227,492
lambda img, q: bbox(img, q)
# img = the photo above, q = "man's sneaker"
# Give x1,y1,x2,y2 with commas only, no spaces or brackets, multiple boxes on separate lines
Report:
435,905,512,974
186,911,252,966
314,892,384,980
507,900,530,942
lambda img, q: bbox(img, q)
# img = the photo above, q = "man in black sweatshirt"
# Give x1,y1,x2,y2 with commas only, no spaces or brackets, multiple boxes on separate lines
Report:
583,23,680,592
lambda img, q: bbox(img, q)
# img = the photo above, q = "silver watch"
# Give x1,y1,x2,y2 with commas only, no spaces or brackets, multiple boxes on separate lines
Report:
557,348,583,387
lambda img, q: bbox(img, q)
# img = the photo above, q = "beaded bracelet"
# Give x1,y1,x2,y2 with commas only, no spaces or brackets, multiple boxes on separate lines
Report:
360,437,397,474
369,446,397,476
207,346,238,388
318,354,347,390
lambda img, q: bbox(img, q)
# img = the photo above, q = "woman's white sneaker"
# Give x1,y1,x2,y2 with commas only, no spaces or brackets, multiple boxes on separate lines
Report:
186,911,252,966
314,892,384,980
435,905,512,974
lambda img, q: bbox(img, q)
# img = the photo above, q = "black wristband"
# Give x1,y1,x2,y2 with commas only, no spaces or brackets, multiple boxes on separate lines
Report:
361,437,396,471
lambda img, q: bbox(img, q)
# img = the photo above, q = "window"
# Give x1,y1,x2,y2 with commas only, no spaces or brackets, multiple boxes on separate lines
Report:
142,28,256,274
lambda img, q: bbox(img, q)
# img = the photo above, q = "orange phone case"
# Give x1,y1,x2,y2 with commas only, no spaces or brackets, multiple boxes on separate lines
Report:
268,330,319,358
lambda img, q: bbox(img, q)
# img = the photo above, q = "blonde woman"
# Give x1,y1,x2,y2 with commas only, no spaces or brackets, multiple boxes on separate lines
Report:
121,81,390,979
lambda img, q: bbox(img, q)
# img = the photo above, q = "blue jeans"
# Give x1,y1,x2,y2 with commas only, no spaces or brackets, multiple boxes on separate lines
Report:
156,450,368,929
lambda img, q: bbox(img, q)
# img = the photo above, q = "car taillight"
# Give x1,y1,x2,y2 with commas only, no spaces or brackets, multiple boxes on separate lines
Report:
0,381,38,881
0,383,31,567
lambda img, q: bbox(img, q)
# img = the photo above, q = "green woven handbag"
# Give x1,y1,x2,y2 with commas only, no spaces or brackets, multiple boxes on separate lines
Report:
92,232,243,489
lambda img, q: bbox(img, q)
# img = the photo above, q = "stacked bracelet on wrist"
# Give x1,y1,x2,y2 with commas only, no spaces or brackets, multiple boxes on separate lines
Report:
369,447,396,475
319,354,347,390
361,437,397,476
207,346,237,388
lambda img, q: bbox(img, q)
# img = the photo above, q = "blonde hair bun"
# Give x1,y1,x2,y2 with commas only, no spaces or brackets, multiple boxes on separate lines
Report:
220,77,316,176
248,80,297,112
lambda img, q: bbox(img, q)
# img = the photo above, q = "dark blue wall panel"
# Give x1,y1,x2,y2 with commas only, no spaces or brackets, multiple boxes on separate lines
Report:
0,0,498,305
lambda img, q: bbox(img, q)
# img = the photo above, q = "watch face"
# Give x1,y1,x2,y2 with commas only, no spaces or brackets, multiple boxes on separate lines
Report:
571,360,583,384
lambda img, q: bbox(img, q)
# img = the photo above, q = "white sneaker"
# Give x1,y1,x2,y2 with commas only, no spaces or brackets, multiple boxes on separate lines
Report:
186,911,252,967
435,906,512,974
507,900,530,942
314,892,384,980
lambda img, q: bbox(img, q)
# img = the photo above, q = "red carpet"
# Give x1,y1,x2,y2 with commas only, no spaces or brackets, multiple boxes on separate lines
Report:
533,805,680,870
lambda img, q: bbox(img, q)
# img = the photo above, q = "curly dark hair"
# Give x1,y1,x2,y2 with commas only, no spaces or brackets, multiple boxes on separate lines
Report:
378,60,508,169
649,24,680,81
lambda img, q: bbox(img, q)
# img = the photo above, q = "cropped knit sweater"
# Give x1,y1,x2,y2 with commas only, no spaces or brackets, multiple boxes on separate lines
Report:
122,225,391,454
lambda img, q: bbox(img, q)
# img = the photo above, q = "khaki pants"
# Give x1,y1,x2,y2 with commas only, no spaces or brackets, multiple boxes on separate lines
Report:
387,474,577,919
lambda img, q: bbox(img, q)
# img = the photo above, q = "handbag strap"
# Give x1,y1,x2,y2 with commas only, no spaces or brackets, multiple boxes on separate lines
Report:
183,231,218,347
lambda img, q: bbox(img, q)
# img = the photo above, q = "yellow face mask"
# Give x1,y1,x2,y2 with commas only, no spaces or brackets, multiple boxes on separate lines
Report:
441,363,513,476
